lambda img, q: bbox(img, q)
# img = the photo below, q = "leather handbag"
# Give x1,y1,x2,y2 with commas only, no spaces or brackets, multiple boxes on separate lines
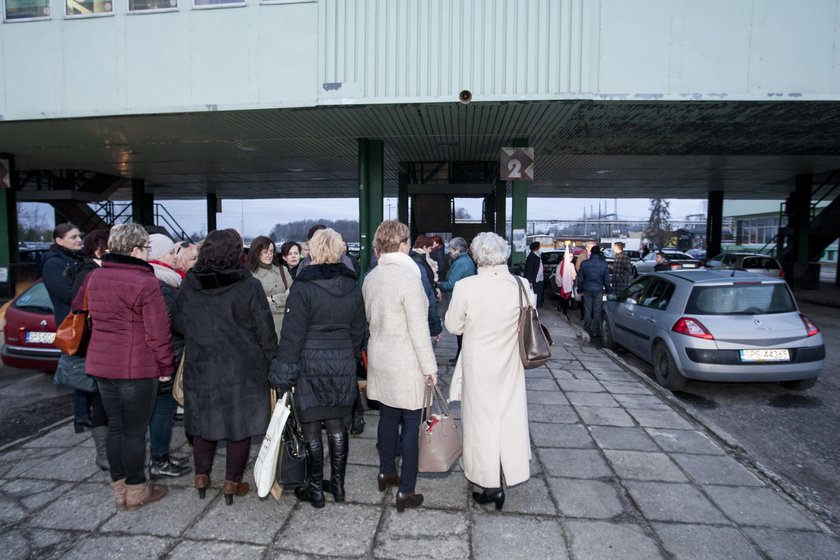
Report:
54,286,91,357
172,352,186,406
418,381,462,473
278,392,308,489
516,277,552,369
53,353,97,393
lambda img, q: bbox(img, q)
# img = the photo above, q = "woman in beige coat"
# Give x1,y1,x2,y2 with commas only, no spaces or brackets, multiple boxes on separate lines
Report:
445,232,531,511
363,220,438,513
247,236,292,340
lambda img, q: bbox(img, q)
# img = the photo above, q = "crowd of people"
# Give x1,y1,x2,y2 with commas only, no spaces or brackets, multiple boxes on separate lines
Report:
43,220,533,514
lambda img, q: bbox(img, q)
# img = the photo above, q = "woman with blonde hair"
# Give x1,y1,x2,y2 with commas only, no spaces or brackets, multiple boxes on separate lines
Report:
363,220,438,513
445,232,530,511
269,228,366,508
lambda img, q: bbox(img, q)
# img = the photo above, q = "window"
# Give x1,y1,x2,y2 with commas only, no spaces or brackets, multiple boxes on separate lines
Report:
686,283,796,315
640,280,675,311
4,0,51,20
193,0,244,8
622,277,653,305
129,0,177,11
66,0,113,17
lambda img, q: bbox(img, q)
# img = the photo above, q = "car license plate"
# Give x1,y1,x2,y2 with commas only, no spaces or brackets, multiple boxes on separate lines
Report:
740,349,790,362
26,331,56,344
682,264,696,268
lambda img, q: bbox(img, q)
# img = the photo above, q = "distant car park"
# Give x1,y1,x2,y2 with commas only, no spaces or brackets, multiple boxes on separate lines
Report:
600,270,824,391
1,281,60,373
705,253,783,278
632,249,704,276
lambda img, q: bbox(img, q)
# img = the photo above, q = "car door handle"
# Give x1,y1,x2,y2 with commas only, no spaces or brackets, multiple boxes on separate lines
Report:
625,311,634,317
645,317,656,323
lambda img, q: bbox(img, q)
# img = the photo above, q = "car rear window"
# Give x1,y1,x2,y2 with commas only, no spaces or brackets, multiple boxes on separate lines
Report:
12,283,54,313
685,283,796,315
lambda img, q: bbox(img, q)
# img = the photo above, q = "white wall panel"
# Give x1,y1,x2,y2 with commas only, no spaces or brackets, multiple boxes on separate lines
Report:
1,21,64,117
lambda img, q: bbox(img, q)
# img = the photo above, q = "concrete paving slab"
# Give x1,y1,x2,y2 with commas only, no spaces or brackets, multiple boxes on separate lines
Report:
1,527,73,560
645,428,725,455
0,447,65,478
547,478,626,519
625,409,695,430
653,523,764,560
490,477,556,516
704,486,817,530
530,423,595,448
603,450,688,482
547,367,577,381
60,534,171,560
744,528,840,559
600,380,655,395
101,486,211,537
612,393,672,410
0,478,75,513
624,482,730,524
21,424,89,448
186,491,293,545
168,539,264,560
557,379,605,393
279,503,380,557
573,405,636,427
525,378,560,391
524,367,554,379
538,448,612,479
670,453,765,487
566,520,666,560
21,446,101,482
0,492,27,525
526,390,571,405
416,470,470,510
472,515,568,560
588,370,639,383
374,508,469,559
565,392,620,408
527,404,579,424
588,426,659,452
29,482,116,531
346,433,380,467
337,464,389,505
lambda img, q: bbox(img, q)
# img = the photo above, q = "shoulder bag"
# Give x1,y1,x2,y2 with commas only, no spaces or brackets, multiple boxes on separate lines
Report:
515,277,552,369
278,391,308,489
54,285,92,356
418,381,462,473
53,353,97,393
172,352,186,406
255,390,292,498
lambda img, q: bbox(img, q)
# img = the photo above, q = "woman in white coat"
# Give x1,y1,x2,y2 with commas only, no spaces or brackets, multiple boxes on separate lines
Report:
445,232,531,511
363,220,438,513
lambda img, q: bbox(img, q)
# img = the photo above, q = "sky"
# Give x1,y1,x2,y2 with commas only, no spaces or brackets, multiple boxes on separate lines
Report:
156,197,708,239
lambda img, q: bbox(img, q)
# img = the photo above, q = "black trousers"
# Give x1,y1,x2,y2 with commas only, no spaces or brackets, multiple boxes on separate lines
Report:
377,404,421,494
97,377,157,484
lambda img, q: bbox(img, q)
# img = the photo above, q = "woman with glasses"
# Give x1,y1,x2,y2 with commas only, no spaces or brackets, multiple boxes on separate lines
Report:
248,236,293,341
75,223,174,511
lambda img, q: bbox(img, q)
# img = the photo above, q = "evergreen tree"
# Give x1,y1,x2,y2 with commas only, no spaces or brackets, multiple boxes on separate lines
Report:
645,198,671,249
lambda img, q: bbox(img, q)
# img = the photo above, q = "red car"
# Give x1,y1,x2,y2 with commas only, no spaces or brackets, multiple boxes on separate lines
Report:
1,281,61,372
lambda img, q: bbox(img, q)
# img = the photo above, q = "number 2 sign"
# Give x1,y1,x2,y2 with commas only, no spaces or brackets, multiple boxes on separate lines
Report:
499,148,534,181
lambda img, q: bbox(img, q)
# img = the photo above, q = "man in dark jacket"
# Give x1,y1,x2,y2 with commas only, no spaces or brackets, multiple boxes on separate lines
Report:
523,241,545,308
653,251,670,271
577,246,611,339
611,241,633,298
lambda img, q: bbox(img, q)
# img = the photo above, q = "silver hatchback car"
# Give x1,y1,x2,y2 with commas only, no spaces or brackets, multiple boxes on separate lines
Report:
601,270,824,391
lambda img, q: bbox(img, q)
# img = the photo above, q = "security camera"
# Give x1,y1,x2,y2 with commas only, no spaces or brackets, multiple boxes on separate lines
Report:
458,90,473,104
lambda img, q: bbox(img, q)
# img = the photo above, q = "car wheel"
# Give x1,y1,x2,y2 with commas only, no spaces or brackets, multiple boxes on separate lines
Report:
780,378,818,391
600,315,617,351
653,342,687,391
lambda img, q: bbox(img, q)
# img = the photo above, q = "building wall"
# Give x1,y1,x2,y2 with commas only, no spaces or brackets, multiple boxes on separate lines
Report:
2,0,839,120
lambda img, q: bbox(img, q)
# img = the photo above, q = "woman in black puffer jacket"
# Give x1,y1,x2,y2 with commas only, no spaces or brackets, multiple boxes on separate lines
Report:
269,228,366,509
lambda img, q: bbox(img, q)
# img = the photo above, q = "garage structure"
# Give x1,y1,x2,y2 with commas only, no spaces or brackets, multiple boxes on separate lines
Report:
1,0,839,284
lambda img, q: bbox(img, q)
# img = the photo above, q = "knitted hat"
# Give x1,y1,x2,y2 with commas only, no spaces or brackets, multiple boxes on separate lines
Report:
148,233,175,261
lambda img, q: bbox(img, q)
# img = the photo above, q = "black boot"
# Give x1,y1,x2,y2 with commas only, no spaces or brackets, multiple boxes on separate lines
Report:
295,437,325,508
325,431,348,502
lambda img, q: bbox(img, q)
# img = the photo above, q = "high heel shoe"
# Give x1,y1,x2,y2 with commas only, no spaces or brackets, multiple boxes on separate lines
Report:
222,480,249,505
377,473,400,492
195,474,210,499
395,491,424,513
472,488,505,511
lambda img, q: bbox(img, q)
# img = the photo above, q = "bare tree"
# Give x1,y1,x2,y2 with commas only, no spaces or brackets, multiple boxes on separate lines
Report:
17,203,52,242
454,207,472,220
645,198,671,249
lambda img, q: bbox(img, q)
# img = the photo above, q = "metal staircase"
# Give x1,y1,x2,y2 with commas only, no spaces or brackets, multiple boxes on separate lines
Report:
777,172,840,263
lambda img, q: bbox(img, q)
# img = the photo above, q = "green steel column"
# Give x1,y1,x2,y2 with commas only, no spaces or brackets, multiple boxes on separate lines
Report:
358,139,384,273
793,174,811,264
0,154,18,267
131,178,155,224
495,180,506,239
510,138,528,266
206,193,218,233
705,191,724,261
398,170,409,225
485,194,496,232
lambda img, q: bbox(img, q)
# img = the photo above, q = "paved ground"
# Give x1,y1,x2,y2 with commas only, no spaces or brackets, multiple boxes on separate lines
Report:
2,317,840,559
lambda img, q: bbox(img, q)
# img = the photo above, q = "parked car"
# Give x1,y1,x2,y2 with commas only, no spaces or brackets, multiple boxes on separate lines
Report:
685,248,707,261
1,281,60,372
705,253,783,278
600,270,824,391
632,249,703,276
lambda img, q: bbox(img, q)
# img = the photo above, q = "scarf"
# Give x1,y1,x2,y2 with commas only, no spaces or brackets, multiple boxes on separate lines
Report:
150,260,183,289
378,251,421,277
556,253,576,299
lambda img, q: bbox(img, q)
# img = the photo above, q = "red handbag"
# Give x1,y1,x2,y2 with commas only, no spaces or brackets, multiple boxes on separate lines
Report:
54,287,92,356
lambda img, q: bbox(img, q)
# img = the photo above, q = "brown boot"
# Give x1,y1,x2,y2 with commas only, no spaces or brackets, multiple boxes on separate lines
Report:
222,480,250,505
125,482,168,511
110,479,127,511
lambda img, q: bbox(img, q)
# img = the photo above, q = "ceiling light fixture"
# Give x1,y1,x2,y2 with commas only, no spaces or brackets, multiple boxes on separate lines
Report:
288,167,305,172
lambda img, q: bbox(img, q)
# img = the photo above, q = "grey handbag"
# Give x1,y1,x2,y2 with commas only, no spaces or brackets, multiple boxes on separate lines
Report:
516,277,552,369
418,382,462,473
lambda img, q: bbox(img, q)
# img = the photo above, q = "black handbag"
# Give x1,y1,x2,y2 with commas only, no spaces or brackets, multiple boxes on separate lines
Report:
278,393,308,488
516,277,552,369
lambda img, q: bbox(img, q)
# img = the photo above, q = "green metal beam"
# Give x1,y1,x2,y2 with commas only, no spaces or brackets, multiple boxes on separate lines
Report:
398,170,409,225
358,139,384,273
510,138,528,266
495,180,506,239
206,193,218,233
794,174,811,264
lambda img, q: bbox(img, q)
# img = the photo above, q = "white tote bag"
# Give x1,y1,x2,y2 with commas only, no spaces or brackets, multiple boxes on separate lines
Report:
254,391,291,498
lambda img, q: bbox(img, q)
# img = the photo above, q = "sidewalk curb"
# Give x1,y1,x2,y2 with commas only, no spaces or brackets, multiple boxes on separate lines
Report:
0,416,75,454
600,347,838,534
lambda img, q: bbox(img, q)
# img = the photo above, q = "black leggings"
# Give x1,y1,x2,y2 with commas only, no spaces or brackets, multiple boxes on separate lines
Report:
302,418,345,440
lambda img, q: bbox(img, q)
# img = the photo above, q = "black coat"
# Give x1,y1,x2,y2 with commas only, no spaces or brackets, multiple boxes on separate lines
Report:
524,251,543,287
173,267,276,441
268,263,366,424
42,244,84,325
410,250,436,288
